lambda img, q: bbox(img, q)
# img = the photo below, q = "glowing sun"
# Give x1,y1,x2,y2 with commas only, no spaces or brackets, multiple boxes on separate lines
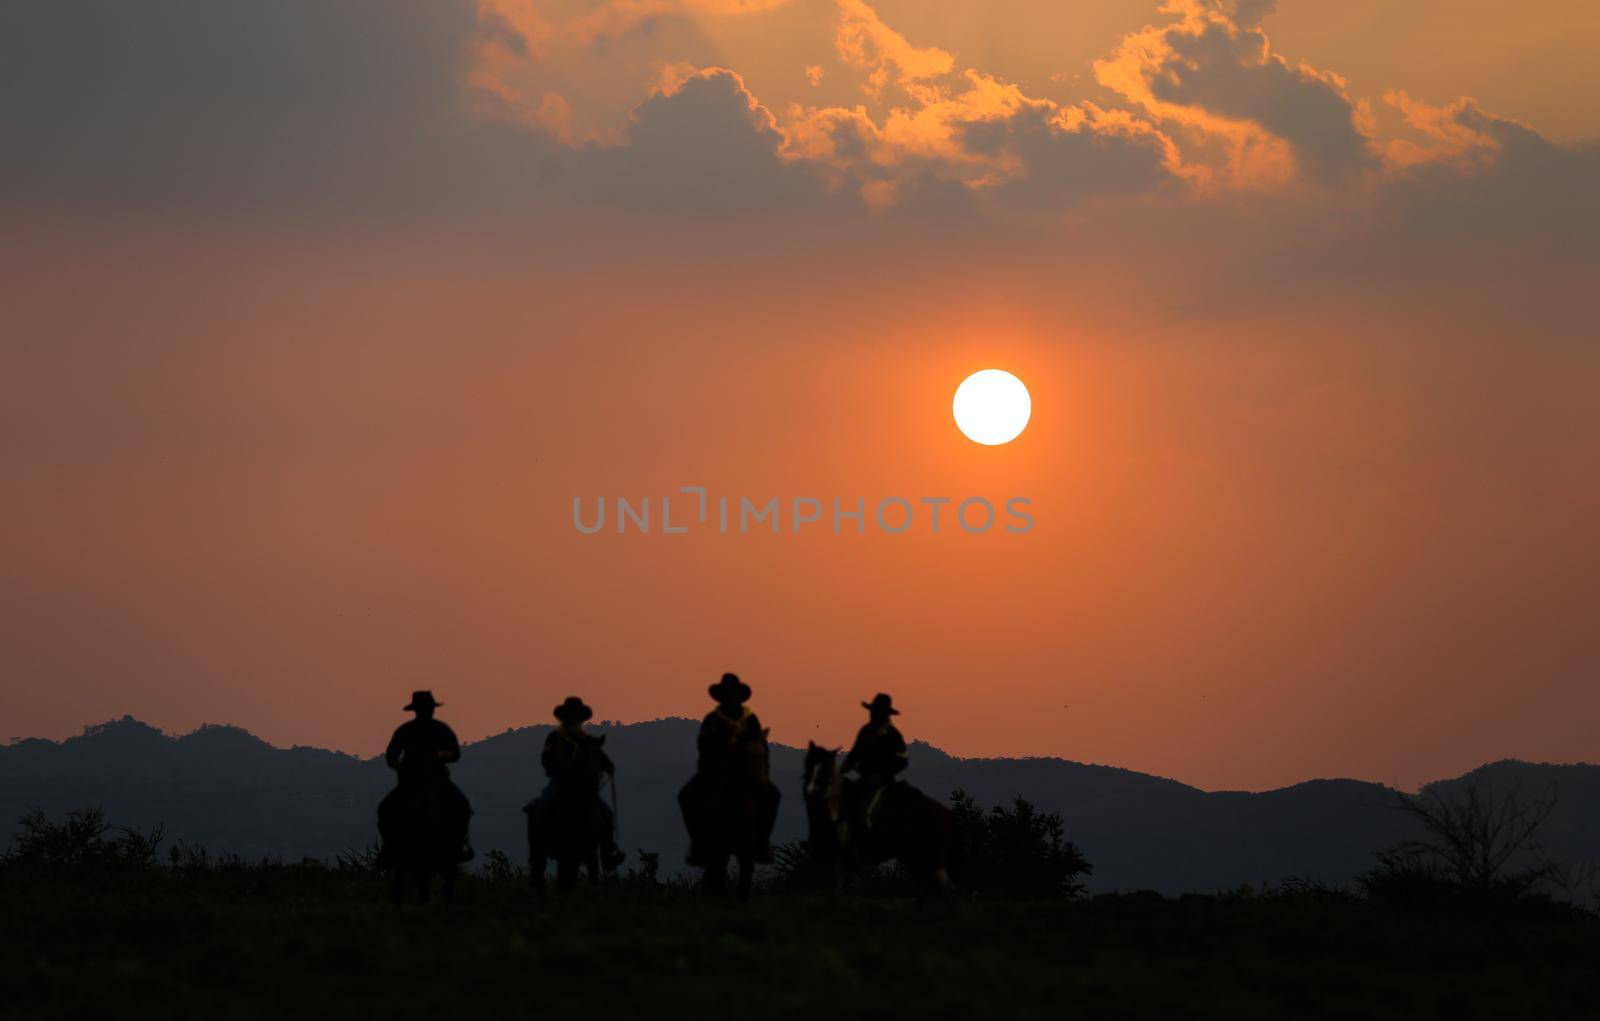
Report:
953,369,1031,445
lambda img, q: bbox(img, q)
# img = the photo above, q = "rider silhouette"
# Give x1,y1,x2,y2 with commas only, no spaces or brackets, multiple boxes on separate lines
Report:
842,693,907,834
528,696,626,872
378,690,473,862
679,673,780,865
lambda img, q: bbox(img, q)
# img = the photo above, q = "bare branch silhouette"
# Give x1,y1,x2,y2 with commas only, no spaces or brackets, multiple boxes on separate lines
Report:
1391,775,1556,892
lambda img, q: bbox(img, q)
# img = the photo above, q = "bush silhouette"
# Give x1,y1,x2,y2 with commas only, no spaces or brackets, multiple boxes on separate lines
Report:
768,791,1091,898
479,849,525,885
4,807,162,872
951,790,1092,898
1360,775,1562,910
334,844,384,877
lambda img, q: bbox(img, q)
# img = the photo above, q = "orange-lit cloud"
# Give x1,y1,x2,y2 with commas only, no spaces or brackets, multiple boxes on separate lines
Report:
454,0,1594,228
1091,0,1376,189
781,69,1182,212
1383,91,1523,171
832,0,954,101
0,0,1591,235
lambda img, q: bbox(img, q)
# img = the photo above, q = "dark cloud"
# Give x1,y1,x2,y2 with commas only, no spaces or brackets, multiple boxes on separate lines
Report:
1382,102,1600,260
1231,0,1276,30
571,69,841,216
0,0,1591,249
0,3,841,223
0,0,555,221
958,105,1180,209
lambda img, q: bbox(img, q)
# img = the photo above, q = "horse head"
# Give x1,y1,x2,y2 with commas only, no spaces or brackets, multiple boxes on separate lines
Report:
801,743,845,864
802,742,843,815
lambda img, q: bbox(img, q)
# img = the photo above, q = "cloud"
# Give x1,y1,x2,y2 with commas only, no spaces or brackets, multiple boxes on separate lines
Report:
774,4,1185,215
1094,0,1377,187
0,0,559,221
1231,0,1276,30
573,67,841,215
832,0,955,101
468,0,1184,216
0,0,1591,248
951,98,1184,209
470,0,792,145
1377,94,1600,256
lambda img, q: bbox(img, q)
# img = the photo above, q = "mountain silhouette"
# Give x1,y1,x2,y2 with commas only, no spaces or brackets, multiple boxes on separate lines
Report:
3,715,1596,893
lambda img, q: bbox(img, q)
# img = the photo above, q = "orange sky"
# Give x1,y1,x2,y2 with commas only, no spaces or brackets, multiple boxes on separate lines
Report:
2,1,1597,790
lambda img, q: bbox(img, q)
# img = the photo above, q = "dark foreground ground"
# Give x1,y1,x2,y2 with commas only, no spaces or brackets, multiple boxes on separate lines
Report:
4,865,1596,1019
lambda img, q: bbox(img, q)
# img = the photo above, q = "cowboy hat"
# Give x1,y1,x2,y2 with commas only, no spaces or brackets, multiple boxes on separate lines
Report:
403,690,442,711
708,672,752,705
862,693,899,715
553,696,593,723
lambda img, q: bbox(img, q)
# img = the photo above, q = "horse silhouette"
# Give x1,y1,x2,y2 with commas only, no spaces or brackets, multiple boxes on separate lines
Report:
690,728,772,899
382,779,468,905
525,734,613,891
803,741,958,907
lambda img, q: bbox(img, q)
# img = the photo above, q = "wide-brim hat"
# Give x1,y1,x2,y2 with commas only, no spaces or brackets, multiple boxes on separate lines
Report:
708,672,752,705
862,693,899,715
404,690,442,711
553,696,593,723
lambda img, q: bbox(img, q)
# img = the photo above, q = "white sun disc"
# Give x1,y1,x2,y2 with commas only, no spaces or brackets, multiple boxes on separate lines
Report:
953,369,1031,445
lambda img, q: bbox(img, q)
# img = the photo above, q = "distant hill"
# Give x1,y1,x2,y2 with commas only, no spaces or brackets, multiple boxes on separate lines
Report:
3,716,1596,894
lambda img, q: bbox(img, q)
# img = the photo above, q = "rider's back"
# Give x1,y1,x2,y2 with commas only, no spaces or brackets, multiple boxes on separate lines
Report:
542,730,611,791
387,717,460,785
696,706,765,779
846,721,907,779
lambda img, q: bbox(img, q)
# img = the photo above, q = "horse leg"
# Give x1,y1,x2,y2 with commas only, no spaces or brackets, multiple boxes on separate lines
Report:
915,863,956,911
416,867,432,906
528,824,548,892
703,852,728,896
586,846,601,885
557,855,578,891
832,831,856,895
390,867,408,906
736,853,753,902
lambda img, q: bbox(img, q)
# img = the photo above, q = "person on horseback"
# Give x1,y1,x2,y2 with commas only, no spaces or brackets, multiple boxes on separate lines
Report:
527,696,626,872
679,672,780,866
378,690,473,863
842,693,907,838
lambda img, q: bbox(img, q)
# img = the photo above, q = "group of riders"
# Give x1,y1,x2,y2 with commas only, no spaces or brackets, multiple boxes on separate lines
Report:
375,672,912,880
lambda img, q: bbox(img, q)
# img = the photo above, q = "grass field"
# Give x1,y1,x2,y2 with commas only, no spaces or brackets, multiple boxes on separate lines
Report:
4,860,1596,1019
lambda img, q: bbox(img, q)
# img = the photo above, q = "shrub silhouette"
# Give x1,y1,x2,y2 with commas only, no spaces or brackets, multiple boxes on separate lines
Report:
1361,775,1558,909
4,807,162,872
632,849,661,885
479,849,525,884
951,790,1092,898
769,791,1091,898
334,844,384,877
167,840,252,875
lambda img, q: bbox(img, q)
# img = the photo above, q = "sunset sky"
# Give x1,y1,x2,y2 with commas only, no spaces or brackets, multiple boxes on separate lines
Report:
3,0,1596,791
